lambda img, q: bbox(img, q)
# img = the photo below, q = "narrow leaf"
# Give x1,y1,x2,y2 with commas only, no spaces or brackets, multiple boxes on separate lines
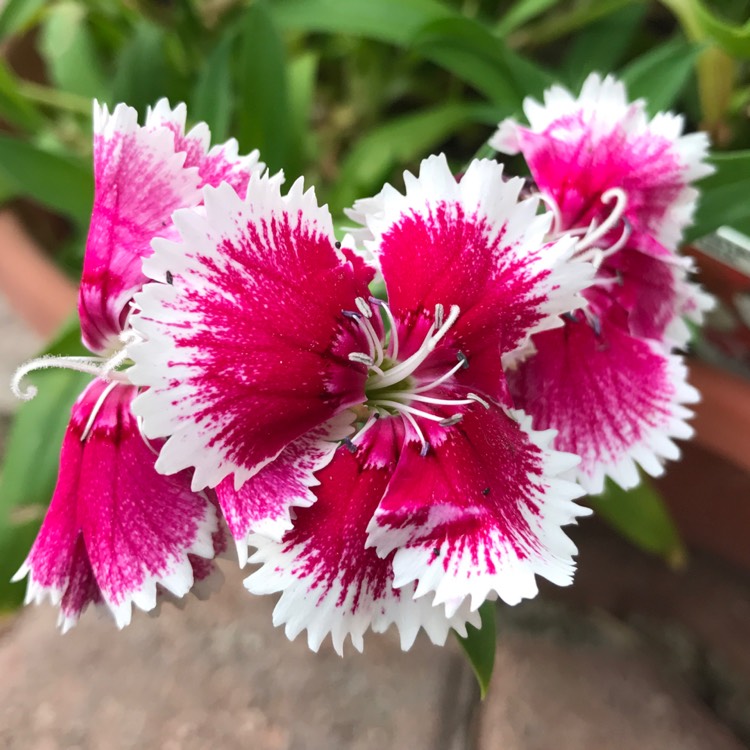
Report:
270,0,452,46
588,477,686,568
496,0,558,37
0,59,45,132
688,150,750,241
619,36,700,114
236,2,290,172
40,2,107,99
191,31,236,143
329,103,483,213
0,134,92,221
456,600,496,698
0,0,47,38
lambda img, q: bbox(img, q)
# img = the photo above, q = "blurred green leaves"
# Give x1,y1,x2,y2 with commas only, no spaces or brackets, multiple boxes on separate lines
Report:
588,477,686,568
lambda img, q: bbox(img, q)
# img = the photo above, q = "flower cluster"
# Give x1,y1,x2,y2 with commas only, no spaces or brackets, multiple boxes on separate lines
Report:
12,74,711,653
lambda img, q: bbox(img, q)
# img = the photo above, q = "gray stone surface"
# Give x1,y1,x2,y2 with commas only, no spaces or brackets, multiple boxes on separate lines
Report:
0,564,468,750
478,621,746,750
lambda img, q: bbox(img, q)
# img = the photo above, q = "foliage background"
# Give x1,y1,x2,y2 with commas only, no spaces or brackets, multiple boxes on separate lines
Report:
0,0,748,634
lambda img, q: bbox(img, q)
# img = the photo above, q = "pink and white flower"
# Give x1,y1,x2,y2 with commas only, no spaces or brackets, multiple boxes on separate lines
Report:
130,154,592,653
491,73,712,494
12,100,260,629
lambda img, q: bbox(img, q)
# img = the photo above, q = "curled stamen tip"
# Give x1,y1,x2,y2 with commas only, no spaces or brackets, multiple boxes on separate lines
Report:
368,296,384,306
342,310,361,320
419,441,431,457
439,414,463,427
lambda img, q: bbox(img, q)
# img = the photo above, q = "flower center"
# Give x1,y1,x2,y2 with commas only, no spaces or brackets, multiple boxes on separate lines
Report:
344,297,487,455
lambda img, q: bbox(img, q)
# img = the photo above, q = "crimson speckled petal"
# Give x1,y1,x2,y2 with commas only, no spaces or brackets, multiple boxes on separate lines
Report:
245,419,480,654
367,400,586,615
358,155,591,382
79,102,202,354
508,315,699,494
130,174,374,491
14,380,218,631
215,411,355,565
491,73,713,260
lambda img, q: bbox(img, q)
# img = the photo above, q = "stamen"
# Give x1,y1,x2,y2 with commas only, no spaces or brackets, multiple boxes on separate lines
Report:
371,399,448,423
348,352,374,366
412,351,469,394
434,303,444,330
11,356,129,402
439,414,463,427
369,304,460,390
538,193,564,236
136,415,160,456
404,394,476,406
370,297,400,360
467,392,490,409
577,187,628,252
342,437,358,453
355,296,373,318
80,381,119,442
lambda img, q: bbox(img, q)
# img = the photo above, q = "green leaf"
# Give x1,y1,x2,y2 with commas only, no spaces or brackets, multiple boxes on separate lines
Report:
588,477,686,568
661,0,750,58
495,0,558,37
411,17,554,108
688,150,750,241
0,318,89,610
0,0,47,37
40,2,107,99
619,36,700,114
270,0,452,46
0,134,92,221
562,3,647,88
236,2,290,173
456,600,496,699
191,32,235,144
0,59,45,133
111,22,174,113
286,51,319,176
329,102,485,213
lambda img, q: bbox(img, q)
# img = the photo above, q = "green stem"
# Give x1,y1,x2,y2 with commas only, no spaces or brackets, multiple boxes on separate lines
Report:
17,82,91,116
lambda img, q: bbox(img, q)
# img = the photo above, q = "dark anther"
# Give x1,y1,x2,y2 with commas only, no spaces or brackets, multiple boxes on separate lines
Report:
342,310,361,320
335,241,342,249
562,312,579,323
342,437,358,453
591,314,602,337
456,350,469,369
432,548,441,557
482,487,491,496
420,442,431,457
165,270,174,285
368,296,384,306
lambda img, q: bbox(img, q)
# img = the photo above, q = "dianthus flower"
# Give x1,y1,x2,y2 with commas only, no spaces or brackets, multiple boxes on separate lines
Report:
129,154,593,652
491,73,713,493
12,100,263,629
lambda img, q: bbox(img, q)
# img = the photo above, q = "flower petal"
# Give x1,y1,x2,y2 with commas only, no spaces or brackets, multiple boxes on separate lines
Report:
491,73,713,259
130,174,374,490
355,155,591,377
215,411,354,565
367,401,587,616
13,380,218,630
245,419,480,654
79,102,202,354
508,315,699,494
146,98,264,197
